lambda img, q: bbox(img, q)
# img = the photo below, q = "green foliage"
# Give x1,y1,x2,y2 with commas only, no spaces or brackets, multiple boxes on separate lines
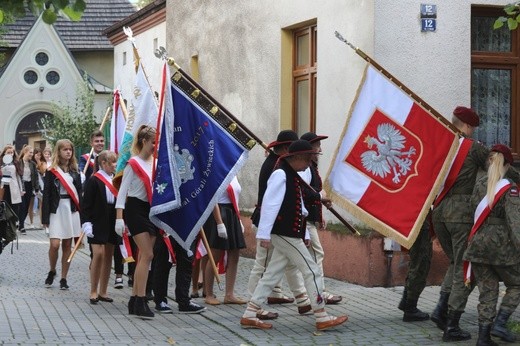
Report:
135,0,154,10
40,75,99,150
496,2,520,30
0,0,86,24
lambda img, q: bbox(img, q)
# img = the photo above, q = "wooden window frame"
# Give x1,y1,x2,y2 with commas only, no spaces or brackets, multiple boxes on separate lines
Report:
292,24,317,133
471,6,520,155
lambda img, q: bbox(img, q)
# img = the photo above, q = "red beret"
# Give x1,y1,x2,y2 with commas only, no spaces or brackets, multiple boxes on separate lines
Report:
491,144,514,165
453,106,479,127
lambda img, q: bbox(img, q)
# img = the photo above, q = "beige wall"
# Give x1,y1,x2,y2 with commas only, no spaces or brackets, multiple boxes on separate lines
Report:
113,22,166,100
166,0,375,208
374,0,509,118
74,51,114,88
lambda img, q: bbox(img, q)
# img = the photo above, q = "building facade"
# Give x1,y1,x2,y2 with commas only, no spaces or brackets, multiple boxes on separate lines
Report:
163,0,514,213
0,0,135,150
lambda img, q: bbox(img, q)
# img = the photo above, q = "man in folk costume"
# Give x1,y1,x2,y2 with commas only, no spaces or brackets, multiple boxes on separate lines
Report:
463,145,520,345
248,130,311,320
240,140,348,331
431,106,520,342
79,130,105,183
299,132,342,305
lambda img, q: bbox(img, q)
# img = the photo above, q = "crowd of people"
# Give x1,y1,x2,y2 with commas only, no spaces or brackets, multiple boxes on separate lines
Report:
1,105,520,344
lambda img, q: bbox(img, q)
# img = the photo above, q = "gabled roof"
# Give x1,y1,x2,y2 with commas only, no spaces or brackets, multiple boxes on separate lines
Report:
104,0,166,45
1,0,136,50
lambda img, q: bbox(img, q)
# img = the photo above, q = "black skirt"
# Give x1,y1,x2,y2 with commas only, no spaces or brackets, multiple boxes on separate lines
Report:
88,205,118,245
204,203,246,251
124,197,159,237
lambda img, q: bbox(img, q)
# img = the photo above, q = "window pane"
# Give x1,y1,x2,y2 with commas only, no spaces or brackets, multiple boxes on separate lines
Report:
471,16,511,52
472,68,511,147
297,79,310,133
297,33,310,66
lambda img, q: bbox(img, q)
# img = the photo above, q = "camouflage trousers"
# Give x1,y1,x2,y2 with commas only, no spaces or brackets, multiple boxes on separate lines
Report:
472,262,520,324
435,221,474,312
405,221,432,301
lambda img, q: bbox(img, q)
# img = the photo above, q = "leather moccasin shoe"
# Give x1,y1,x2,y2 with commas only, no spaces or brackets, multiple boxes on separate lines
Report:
325,295,342,305
267,296,294,304
298,304,312,315
240,317,273,330
256,310,279,320
316,315,348,331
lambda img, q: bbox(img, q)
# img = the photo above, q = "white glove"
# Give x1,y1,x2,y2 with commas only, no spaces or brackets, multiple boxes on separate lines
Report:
115,219,125,237
82,222,94,238
240,221,245,234
217,223,228,239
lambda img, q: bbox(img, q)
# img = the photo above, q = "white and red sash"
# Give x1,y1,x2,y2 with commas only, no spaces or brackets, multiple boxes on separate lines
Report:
160,230,176,264
226,184,240,216
127,157,152,203
82,153,95,168
93,171,118,198
49,167,80,211
463,178,511,285
434,138,473,208
119,229,135,263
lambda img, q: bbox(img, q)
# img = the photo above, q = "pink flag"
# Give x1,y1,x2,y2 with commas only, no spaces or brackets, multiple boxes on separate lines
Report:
110,89,126,154
325,65,458,248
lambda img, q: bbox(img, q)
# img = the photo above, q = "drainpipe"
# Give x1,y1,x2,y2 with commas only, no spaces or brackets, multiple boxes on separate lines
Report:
383,237,401,287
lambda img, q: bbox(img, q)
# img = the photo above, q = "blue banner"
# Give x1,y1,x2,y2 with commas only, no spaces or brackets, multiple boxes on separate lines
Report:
150,82,248,254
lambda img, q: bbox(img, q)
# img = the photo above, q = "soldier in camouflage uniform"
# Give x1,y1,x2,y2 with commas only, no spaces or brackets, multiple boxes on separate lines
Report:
464,145,520,345
398,216,432,322
432,107,520,342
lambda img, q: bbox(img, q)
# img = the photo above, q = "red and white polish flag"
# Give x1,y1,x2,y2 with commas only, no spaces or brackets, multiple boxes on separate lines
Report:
325,65,458,248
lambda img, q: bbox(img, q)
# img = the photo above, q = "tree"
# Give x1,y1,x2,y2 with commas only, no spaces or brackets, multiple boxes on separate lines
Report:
0,0,86,25
494,2,520,30
135,0,154,10
40,74,100,150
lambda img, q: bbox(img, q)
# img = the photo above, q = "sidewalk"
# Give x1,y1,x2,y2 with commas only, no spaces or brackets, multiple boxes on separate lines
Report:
0,227,511,345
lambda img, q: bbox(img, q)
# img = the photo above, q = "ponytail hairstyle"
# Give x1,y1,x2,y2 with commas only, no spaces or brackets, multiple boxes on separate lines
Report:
94,150,118,172
131,125,156,155
486,151,508,207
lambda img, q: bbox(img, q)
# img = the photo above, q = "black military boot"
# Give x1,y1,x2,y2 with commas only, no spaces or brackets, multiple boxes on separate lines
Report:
477,324,498,346
442,311,471,342
491,309,517,343
431,291,450,330
403,298,430,322
398,288,407,311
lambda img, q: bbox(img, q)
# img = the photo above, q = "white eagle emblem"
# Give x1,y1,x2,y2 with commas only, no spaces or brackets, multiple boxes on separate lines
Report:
360,123,416,184
173,144,195,183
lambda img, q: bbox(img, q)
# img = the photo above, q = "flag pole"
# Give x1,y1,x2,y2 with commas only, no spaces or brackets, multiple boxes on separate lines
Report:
164,57,360,235
69,106,112,263
334,31,462,136
199,228,221,285
82,106,112,175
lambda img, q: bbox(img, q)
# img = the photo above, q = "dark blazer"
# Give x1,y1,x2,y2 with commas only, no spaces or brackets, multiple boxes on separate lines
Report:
18,160,39,193
42,169,82,225
82,175,116,243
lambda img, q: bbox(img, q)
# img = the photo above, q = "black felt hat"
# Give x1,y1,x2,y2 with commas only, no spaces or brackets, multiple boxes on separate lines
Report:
283,139,318,157
267,130,299,149
300,132,328,143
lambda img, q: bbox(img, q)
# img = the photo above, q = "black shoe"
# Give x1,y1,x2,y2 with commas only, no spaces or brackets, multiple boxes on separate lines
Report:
134,296,154,319
127,278,133,287
20,229,26,234
155,301,173,314
59,278,69,290
45,271,56,287
178,301,206,314
443,311,471,342
403,298,430,322
128,296,136,315
90,297,99,305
